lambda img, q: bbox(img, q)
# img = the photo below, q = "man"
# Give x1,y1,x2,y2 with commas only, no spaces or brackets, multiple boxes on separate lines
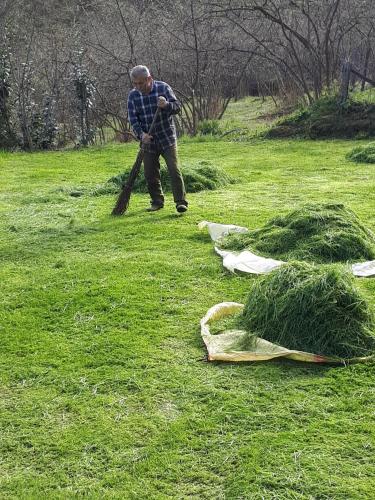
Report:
127,65,188,213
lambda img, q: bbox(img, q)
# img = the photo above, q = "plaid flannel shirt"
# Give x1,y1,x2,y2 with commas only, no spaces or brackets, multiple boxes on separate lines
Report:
127,80,181,152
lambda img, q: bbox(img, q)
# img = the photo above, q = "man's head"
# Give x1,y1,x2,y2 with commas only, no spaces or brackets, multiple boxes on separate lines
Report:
130,65,153,94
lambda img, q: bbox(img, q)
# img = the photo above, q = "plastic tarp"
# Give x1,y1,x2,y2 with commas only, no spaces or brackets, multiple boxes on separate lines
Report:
201,302,374,364
198,220,375,277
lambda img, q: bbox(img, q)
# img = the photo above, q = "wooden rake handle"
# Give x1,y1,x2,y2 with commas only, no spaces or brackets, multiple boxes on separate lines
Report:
111,106,162,216
141,106,161,149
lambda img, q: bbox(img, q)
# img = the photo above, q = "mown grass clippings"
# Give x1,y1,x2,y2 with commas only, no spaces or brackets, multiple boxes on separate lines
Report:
346,142,375,164
54,184,118,197
218,203,375,263
241,262,375,358
108,160,236,194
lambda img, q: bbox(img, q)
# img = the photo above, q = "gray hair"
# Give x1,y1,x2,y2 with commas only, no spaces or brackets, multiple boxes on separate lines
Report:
130,65,150,79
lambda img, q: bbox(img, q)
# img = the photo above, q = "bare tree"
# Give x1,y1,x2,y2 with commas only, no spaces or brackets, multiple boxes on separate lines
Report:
209,0,373,103
1,0,374,149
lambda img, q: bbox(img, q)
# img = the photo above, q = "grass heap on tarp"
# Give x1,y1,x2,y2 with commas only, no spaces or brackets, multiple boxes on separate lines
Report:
241,262,375,359
218,203,375,263
265,95,375,139
109,161,236,194
346,142,375,164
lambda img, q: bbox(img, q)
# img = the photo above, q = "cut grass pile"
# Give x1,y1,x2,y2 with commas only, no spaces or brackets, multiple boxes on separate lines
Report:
58,161,236,198
241,262,375,358
218,203,375,263
109,160,236,193
346,141,375,163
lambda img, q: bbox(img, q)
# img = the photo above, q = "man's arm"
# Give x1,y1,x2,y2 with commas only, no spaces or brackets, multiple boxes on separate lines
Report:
127,93,144,139
163,84,181,115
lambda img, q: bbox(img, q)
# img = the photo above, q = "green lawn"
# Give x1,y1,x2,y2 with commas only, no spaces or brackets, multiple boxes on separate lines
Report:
220,96,278,133
1,138,375,498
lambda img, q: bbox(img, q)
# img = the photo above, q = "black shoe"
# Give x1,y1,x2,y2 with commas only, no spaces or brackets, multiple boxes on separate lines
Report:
176,204,188,213
146,204,164,212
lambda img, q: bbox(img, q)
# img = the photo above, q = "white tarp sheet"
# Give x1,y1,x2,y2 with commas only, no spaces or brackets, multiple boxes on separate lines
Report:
198,221,375,277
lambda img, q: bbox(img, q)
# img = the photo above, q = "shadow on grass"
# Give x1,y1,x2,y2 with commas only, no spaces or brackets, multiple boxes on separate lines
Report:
110,210,185,221
193,333,346,377
38,225,102,236
1,223,105,263
210,356,338,377
124,211,187,221
188,232,212,243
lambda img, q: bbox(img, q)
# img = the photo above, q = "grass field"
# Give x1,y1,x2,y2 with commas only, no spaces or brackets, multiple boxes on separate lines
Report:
1,135,375,498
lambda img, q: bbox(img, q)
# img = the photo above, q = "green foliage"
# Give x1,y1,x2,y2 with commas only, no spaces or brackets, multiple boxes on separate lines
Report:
266,95,375,139
0,46,17,149
241,262,375,358
28,97,58,150
197,119,221,135
71,52,96,147
346,141,375,164
109,160,236,194
219,203,375,263
352,87,375,104
279,107,309,125
0,38,57,151
41,96,58,149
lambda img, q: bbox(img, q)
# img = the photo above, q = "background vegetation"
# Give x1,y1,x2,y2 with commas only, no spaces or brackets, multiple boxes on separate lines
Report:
1,0,375,149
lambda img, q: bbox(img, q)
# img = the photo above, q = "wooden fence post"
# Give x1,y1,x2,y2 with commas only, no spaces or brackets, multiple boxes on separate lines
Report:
339,62,351,104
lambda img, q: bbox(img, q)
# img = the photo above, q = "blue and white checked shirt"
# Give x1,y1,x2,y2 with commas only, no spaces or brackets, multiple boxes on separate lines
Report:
127,80,181,151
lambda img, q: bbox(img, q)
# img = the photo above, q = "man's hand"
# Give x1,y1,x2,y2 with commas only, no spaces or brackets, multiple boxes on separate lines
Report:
157,96,168,109
141,132,153,143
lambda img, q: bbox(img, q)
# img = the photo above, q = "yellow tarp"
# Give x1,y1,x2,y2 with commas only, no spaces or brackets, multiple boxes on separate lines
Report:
201,302,374,365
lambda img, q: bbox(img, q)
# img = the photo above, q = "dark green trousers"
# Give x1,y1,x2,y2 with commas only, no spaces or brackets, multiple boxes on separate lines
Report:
143,145,187,207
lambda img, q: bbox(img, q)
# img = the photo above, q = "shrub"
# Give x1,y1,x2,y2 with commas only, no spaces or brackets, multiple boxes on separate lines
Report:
197,120,221,136
265,95,375,139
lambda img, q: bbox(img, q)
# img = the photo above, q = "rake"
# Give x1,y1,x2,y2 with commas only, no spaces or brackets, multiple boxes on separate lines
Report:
112,107,160,215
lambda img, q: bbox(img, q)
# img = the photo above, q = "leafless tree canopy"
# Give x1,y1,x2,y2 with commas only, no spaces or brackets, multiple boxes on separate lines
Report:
0,0,374,148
